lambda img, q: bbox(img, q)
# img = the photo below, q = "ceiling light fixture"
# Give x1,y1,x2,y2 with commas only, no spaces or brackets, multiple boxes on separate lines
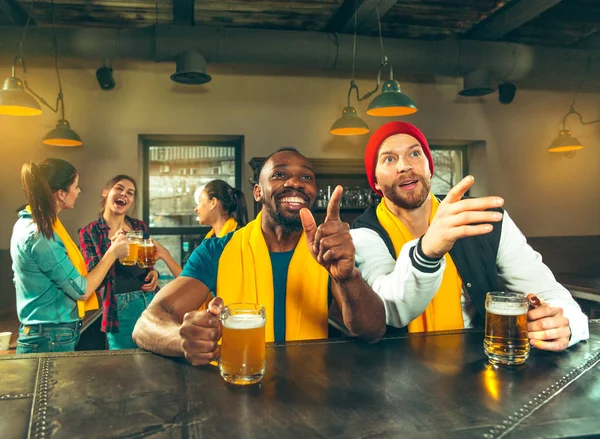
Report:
171,50,212,85
458,69,495,97
330,0,369,136
366,6,417,117
0,56,42,116
0,0,83,147
330,5,417,136
547,106,599,153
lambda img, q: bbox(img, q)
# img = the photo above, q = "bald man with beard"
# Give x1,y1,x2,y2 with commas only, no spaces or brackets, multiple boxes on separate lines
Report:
134,147,385,365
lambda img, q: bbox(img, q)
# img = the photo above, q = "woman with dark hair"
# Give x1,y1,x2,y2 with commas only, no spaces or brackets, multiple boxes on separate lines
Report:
192,179,249,310
11,159,129,354
194,179,248,238
79,175,179,350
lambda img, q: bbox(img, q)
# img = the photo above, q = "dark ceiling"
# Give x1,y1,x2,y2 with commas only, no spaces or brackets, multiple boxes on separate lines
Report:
1,0,599,49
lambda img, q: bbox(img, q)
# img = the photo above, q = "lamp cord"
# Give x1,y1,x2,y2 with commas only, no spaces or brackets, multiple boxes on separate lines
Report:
351,0,357,81
345,3,397,107
51,0,66,119
18,0,35,62
562,52,599,129
376,6,385,65
562,108,600,129
15,0,63,115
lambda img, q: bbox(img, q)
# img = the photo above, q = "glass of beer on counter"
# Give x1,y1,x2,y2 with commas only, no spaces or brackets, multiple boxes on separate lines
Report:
484,292,530,366
137,238,156,268
119,231,142,266
220,303,266,385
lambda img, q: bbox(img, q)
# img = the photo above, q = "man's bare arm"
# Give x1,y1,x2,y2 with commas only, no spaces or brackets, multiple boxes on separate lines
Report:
330,268,386,342
133,276,210,356
301,186,386,342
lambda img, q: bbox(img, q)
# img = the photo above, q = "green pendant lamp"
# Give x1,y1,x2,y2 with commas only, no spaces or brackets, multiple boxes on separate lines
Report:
330,106,370,136
43,118,83,147
0,57,42,116
366,78,417,117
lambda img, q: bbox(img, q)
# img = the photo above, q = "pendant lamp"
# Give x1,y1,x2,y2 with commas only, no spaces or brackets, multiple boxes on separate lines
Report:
0,57,42,116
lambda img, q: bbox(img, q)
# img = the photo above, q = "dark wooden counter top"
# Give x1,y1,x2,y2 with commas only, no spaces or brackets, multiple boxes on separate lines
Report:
1,321,598,439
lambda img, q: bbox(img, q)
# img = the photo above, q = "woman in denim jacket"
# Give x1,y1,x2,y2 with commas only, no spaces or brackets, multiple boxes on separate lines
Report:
79,175,179,350
11,159,129,354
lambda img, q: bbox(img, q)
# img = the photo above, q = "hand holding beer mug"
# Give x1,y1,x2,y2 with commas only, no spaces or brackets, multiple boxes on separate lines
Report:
484,292,530,366
119,230,141,266
219,303,266,385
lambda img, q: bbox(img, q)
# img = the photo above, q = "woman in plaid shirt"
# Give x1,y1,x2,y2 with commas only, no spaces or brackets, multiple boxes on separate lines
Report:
79,175,179,350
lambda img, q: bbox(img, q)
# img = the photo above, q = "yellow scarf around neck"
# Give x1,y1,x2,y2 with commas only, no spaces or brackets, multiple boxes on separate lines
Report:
27,206,99,318
376,196,464,332
216,211,330,342
204,217,238,239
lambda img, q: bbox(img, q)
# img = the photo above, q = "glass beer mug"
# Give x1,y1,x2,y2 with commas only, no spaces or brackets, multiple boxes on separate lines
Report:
484,292,530,366
137,238,156,269
119,231,142,266
219,303,266,385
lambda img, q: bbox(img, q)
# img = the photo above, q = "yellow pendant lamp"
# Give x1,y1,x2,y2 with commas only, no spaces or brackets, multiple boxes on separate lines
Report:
0,49,83,147
547,106,598,154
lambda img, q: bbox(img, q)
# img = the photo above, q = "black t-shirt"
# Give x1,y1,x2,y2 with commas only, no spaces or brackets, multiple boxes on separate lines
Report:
114,261,148,294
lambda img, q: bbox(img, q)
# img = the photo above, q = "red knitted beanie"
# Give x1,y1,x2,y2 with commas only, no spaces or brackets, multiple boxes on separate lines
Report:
364,121,434,196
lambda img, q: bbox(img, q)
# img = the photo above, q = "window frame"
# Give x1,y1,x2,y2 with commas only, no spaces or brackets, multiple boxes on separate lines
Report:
430,144,469,196
140,134,244,236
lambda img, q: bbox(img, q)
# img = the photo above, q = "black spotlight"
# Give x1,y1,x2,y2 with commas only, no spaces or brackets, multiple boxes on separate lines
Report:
498,82,517,104
96,67,115,91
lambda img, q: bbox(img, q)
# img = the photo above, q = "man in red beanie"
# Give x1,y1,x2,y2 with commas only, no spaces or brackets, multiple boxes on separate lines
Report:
350,121,588,351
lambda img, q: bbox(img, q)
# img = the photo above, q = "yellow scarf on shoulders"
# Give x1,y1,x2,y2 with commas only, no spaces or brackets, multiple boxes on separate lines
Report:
204,217,238,239
27,206,99,318
216,211,330,342
375,196,464,332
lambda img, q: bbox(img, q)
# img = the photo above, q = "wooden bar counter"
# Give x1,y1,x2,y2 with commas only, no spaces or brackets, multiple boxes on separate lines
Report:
1,321,599,439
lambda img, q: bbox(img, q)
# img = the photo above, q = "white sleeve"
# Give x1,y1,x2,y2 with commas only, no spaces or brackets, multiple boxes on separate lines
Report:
350,228,445,328
497,211,589,347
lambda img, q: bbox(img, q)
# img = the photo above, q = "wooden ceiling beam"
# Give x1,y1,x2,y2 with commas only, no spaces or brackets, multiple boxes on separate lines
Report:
465,0,564,41
325,0,396,34
0,0,34,26
572,28,600,49
173,0,195,26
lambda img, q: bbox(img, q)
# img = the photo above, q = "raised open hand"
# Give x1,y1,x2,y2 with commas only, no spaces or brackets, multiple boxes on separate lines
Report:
420,176,504,259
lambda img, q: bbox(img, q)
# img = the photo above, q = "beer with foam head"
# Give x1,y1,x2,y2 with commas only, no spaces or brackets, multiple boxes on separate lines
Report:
484,292,530,366
119,231,141,266
137,239,156,268
220,304,266,385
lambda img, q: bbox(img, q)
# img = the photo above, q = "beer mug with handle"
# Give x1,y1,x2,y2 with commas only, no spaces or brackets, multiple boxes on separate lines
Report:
219,303,266,385
119,231,142,266
484,292,530,366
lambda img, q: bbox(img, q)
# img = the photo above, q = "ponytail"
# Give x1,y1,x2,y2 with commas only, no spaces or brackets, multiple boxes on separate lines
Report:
230,188,248,227
204,179,249,227
20,158,77,239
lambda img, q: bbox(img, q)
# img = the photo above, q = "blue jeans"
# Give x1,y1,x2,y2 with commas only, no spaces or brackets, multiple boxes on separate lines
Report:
16,321,81,354
107,290,157,350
